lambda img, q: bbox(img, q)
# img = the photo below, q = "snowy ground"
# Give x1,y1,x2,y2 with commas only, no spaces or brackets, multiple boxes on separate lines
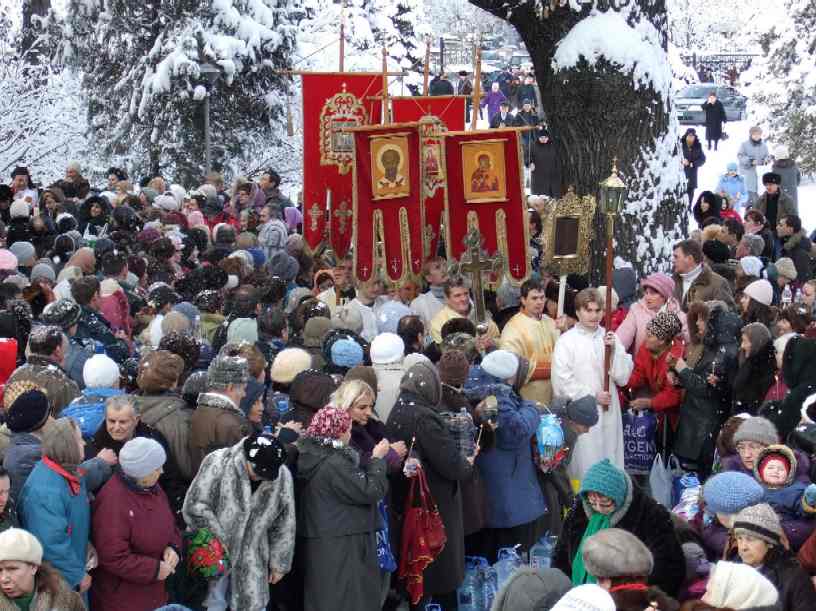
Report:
683,119,816,233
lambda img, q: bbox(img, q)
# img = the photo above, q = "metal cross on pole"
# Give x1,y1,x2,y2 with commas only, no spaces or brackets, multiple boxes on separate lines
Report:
449,227,504,324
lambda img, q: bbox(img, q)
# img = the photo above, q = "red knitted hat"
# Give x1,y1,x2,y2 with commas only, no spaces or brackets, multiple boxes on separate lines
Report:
306,407,352,440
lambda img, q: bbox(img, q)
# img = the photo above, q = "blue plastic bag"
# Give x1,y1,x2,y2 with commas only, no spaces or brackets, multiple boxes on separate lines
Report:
375,500,397,572
623,409,657,475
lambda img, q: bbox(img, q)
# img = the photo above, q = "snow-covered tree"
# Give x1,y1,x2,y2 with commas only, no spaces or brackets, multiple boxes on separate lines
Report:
52,0,302,186
466,0,686,279
666,0,757,53
743,0,816,174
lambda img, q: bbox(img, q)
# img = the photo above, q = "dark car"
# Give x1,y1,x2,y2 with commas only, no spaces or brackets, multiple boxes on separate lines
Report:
676,83,747,124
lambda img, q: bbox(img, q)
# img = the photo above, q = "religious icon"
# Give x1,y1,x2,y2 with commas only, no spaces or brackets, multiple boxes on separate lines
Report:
424,145,441,176
330,120,355,153
461,140,508,203
371,134,411,200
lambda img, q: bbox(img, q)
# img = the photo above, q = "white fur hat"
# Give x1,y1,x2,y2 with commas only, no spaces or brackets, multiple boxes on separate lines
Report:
481,349,519,380
370,332,405,365
83,353,120,388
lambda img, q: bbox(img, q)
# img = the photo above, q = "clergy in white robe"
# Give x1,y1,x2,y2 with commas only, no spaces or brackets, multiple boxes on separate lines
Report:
551,289,633,487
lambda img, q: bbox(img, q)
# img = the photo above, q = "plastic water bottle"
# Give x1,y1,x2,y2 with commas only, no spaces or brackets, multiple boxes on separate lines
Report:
494,546,522,590
456,558,481,611
480,562,497,610
529,535,552,569
782,284,793,306
425,605,442,611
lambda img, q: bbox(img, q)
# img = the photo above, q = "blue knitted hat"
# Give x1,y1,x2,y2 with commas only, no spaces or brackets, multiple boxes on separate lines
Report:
703,471,765,515
330,338,364,368
579,459,628,508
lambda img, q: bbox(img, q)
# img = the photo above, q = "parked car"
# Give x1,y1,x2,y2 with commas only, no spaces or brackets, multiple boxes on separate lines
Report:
675,83,747,124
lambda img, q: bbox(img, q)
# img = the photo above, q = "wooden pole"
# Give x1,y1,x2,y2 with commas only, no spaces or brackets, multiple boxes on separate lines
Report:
602,214,614,395
381,47,390,125
471,44,482,131
422,37,431,96
339,1,346,72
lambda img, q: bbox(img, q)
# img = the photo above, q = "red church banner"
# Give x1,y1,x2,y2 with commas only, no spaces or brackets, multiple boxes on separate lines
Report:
302,73,383,257
351,122,424,285
442,128,531,285
390,96,466,131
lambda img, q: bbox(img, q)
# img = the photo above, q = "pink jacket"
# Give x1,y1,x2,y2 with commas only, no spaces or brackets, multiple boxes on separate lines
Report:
615,297,689,354
100,289,132,339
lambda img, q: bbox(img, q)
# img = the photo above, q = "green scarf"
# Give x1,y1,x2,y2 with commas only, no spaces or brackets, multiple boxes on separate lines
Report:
571,511,611,585
11,591,34,611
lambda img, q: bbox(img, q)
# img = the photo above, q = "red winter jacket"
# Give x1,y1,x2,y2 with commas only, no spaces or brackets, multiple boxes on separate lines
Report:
91,472,182,611
720,207,743,224
626,337,685,430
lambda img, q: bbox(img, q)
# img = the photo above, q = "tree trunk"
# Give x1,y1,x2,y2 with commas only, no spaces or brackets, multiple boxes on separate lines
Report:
468,0,687,283
20,0,51,62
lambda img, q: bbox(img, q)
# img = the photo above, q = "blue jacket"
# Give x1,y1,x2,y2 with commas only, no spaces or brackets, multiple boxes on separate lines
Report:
19,457,110,587
763,482,816,550
715,173,748,210
62,387,124,439
3,433,43,502
466,368,547,528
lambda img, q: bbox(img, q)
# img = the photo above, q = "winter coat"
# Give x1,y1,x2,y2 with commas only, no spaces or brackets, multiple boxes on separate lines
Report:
552,470,686,596
773,158,801,208
19,457,111,587
7,356,80,416
295,436,387,611
134,392,195,481
490,111,514,129
674,303,741,465
429,77,454,96
350,418,403,472
481,90,508,121
758,546,816,611
0,565,85,611
681,137,706,192
64,336,93,389
672,264,736,312
702,100,727,141
531,139,561,197
717,173,749,211
616,297,689,355
721,451,811,483
738,138,771,193
627,337,685,429
99,287,132,337
190,391,251,474
6,217,31,248
53,176,90,201
258,218,288,262
385,361,473,595
76,305,130,363
3,433,46,503
91,471,182,611
183,439,296,611
732,339,776,416
373,360,404,424
755,191,798,227
200,311,225,344
86,420,189,518
780,231,813,283
465,372,548,529
692,197,722,227
63,386,122,440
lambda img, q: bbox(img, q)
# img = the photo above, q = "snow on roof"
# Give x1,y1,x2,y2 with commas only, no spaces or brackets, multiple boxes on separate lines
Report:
552,10,671,103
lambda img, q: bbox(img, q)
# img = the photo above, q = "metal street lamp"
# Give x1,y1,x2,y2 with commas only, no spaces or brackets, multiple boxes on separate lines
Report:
598,158,627,393
199,62,221,176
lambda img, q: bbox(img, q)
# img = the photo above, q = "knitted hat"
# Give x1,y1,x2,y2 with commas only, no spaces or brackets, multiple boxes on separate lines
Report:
645,311,682,343
330,338,364,369
702,471,765,515
269,251,299,282
640,273,675,301
550,584,616,611
582,528,654,579
762,172,782,185
376,300,413,334
41,298,81,329
270,348,312,384
0,528,43,565
740,254,763,276
0,249,17,271
733,503,783,546
491,567,571,611
727,161,738,172
30,262,56,283
303,316,332,348
344,365,378,396
119,437,166,479
172,302,200,325
83,353,120,388
755,444,797,488
438,349,470,387
703,239,731,264
743,279,773,307
10,200,30,219
741,322,772,357
775,257,797,281
227,318,259,344
9,241,35,265
181,370,209,406
733,416,779,446
370,332,404,365
207,354,250,388
7,389,50,433
579,459,628,508
331,305,364,333
154,193,179,211
243,432,287,481
306,406,351,440
289,369,338,415
140,187,158,204
552,395,599,428
702,561,779,609
3,380,41,411
403,352,430,372
682,542,711,578
158,331,201,373
481,349,519,380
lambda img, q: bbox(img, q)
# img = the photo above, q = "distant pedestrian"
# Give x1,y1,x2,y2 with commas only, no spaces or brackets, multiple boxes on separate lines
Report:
681,128,706,207
701,91,727,150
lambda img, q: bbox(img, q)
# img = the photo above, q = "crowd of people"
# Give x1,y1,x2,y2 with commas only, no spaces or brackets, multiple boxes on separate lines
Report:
0,116,813,611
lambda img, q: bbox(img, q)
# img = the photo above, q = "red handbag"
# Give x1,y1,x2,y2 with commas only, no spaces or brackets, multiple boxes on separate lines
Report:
398,466,447,604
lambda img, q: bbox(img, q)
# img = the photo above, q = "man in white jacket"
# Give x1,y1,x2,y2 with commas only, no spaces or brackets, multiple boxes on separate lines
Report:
257,205,288,262
552,288,633,487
